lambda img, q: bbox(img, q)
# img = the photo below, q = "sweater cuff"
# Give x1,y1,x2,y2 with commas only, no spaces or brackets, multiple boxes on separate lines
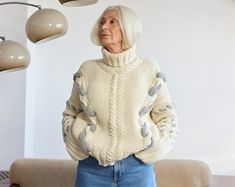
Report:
134,134,172,164
63,122,89,160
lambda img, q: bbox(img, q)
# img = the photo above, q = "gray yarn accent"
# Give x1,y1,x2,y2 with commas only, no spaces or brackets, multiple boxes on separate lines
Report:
148,84,161,97
139,102,155,117
141,136,154,151
158,124,167,132
79,131,90,152
81,103,96,117
73,70,83,81
159,103,174,113
156,72,166,82
76,83,86,96
171,123,177,127
141,123,149,137
169,130,178,142
139,106,148,117
147,137,154,148
88,123,96,133
159,107,168,113
66,100,70,108
166,104,173,109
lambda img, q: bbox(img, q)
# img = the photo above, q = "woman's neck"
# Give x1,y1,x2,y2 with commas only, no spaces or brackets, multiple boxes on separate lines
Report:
105,43,124,54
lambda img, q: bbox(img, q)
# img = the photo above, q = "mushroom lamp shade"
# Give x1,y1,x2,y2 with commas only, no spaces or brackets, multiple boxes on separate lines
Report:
25,8,68,43
59,0,98,6
0,40,30,71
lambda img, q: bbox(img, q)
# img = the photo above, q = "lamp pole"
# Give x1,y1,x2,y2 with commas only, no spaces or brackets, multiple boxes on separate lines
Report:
0,2,41,9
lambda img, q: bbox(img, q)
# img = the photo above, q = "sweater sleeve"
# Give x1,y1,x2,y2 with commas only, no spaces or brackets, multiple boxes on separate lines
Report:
62,67,90,160
62,70,84,143
149,71,178,159
135,67,178,163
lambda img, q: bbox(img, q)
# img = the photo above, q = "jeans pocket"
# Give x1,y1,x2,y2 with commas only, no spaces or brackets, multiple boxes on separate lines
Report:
79,155,99,168
133,155,146,166
79,156,90,164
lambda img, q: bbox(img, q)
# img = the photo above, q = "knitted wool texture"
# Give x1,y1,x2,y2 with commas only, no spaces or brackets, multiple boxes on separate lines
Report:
62,45,178,166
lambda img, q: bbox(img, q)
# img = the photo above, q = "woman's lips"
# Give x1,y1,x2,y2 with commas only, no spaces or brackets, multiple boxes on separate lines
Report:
102,34,110,37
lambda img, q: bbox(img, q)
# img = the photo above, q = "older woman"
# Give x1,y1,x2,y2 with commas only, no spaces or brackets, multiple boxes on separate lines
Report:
62,5,178,187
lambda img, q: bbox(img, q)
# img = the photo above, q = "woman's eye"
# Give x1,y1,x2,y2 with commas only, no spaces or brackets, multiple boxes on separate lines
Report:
110,19,118,24
100,20,106,25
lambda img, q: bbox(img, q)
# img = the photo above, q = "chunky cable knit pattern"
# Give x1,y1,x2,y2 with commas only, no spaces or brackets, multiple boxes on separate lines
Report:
62,45,178,166
106,74,118,163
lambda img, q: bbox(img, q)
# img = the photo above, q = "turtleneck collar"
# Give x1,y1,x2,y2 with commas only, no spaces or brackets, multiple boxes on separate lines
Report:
101,45,137,67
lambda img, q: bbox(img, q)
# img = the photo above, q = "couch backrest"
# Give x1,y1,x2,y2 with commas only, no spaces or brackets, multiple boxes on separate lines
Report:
155,159,212,187
10,158,212,187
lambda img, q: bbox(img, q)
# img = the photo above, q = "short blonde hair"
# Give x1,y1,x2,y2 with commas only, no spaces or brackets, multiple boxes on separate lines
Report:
91,5,142,50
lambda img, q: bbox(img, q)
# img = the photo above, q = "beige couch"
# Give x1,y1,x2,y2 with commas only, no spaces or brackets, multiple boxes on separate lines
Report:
9,158,212,187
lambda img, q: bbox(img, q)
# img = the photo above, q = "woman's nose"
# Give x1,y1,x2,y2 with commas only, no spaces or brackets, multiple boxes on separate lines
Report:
101,22,109,30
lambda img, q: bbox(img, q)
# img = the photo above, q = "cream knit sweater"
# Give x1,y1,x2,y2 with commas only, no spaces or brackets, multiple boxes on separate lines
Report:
62,45,178,166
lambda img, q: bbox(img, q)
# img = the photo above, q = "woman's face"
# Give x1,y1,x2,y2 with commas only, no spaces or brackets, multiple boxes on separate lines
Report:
98,9,123,53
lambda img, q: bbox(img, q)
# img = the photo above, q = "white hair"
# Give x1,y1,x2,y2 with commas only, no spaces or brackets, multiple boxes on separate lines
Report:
91,5,142,50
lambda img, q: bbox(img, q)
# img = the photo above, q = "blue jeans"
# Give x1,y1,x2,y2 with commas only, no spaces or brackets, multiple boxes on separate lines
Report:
75,155,157,187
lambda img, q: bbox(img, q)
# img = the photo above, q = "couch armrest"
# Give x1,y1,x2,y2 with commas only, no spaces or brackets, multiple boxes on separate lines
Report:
155,159,212,187
10,158,77,187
